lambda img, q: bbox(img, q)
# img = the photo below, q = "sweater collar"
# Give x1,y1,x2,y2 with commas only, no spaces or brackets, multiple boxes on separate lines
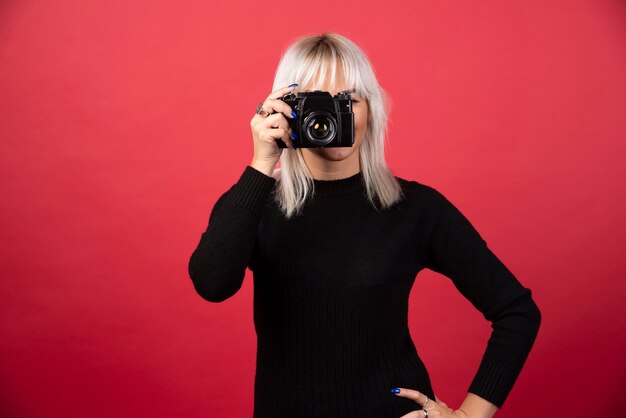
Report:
311,171,366,196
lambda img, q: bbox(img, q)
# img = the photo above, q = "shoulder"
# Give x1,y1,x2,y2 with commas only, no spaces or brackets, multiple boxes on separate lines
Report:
392,175,465,231
394,175,448,208
396,174,486,239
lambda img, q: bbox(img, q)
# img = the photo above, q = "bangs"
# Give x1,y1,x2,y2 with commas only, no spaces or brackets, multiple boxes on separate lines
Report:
294,43,367,99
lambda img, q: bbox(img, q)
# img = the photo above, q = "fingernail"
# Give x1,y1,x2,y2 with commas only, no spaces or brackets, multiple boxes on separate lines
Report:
291,110,298,119
288,83,298,87
291,131,299,141
391,388,400,394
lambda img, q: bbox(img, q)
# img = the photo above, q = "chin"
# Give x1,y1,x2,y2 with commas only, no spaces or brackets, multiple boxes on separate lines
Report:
312,146,358,161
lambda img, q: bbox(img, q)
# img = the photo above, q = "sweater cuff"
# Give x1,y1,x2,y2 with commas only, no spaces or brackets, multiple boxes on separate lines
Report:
467,356,522,408
228,165,277,212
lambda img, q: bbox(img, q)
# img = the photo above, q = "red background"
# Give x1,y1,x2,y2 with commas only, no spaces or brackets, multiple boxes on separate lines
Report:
1,1,625,417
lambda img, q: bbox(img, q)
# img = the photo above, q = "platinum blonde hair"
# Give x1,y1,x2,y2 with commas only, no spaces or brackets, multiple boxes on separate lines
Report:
271,32,404,218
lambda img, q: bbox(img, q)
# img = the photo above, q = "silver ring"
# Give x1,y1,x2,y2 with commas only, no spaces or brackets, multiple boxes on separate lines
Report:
423,408,429,418
423,397,430,408
256,102,271,117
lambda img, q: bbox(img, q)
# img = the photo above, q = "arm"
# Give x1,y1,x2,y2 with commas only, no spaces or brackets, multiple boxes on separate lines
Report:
458,392,499,418
419,187,542,410
187,165,276,302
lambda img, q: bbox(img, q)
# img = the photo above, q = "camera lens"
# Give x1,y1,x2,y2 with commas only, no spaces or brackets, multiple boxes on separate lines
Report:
304,111,336,145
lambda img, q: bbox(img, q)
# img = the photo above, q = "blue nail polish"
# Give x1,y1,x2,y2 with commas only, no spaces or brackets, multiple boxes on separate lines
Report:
391,388,400,394
288,83,298,87
291,131,299,141
291,142,297,149
291,110,298,119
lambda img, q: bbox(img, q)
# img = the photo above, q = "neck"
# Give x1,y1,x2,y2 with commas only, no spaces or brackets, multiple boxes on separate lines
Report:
311,171,365,196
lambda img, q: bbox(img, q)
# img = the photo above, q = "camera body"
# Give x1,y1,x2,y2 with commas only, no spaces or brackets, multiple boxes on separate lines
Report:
276,90,355,148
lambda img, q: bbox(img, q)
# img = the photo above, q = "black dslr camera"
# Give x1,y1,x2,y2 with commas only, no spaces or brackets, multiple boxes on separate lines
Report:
276,90,355,148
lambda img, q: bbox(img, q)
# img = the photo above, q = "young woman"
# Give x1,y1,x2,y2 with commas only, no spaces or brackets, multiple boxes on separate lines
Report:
188,32,541,418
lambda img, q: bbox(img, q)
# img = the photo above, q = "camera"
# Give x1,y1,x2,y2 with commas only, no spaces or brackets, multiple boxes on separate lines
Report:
276,90,355,148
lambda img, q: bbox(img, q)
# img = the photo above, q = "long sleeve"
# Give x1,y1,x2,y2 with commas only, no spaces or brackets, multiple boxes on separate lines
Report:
419,187,542,408
188,165,276,303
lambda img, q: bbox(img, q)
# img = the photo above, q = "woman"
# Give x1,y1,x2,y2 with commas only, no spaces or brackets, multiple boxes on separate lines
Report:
188,32,541,418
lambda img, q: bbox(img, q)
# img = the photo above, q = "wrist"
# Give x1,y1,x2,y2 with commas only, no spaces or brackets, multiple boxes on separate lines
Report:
250,159,277,177
459,393,498,418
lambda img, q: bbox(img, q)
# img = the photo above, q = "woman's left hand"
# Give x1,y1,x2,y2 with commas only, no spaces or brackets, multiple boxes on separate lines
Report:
394,388,469,418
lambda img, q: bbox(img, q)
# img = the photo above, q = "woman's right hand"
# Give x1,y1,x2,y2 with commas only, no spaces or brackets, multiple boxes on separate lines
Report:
250,84,298,176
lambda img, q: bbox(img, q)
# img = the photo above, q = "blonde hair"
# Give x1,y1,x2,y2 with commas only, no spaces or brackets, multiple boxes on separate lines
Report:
271,32,404,218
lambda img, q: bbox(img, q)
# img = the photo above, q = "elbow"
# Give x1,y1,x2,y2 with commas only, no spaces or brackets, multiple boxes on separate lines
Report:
522,299,542,354
188,260,244,303
488,290,543,347
192,279,242,303
515,293,543,344
529,298,542,335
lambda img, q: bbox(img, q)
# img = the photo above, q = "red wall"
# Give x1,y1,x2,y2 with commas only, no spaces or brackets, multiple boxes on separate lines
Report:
1,1,624,417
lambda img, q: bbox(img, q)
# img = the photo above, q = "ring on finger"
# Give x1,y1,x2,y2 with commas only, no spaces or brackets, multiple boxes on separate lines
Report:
256,102,272,118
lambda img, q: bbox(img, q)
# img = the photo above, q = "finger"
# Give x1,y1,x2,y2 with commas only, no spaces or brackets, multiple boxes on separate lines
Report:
259,113,296,148
399,411,422,418
260,113,292,133
268,83,298,100
258,126,295,150
266,97,297,120
262,127,287,142
252,96,297,126
434,395,446,407
251,84,298,126
263,113,298,149
392,388,430,406
256,96,298,123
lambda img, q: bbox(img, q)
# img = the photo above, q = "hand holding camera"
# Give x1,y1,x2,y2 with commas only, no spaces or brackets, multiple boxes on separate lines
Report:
250,84,299,176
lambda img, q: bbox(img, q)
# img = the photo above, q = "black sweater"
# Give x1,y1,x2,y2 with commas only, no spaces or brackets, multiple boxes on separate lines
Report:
188,165,541,417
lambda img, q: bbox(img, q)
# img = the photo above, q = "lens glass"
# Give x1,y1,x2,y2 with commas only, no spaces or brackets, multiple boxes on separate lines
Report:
306,114,336,143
